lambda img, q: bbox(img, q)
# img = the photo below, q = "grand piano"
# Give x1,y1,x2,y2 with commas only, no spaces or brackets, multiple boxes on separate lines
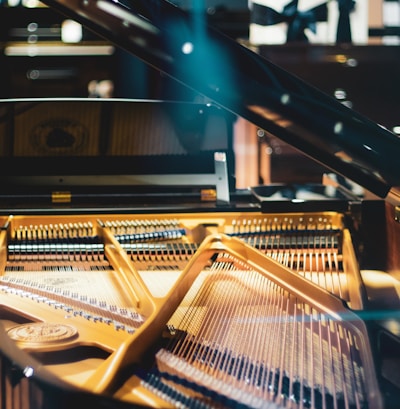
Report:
1,1,400,408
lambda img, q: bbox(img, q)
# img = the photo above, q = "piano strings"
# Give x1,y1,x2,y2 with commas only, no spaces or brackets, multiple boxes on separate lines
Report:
155,252,368,408
0,212,377,408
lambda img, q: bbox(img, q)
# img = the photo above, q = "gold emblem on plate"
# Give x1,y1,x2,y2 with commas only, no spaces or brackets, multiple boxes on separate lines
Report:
7,322,78,345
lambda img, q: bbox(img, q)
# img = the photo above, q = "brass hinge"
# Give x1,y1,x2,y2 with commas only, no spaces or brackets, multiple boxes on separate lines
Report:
395,206,400,224
52,191,72,204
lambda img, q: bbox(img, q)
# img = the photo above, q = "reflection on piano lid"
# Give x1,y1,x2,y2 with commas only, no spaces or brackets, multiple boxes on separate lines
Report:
0,99,235,206
42,0,400,201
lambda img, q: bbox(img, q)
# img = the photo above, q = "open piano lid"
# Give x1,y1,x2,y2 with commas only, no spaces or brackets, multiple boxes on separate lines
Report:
41,0,400,202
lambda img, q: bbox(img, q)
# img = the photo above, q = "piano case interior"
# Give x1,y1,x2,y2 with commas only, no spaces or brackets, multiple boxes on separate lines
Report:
1,1,400,409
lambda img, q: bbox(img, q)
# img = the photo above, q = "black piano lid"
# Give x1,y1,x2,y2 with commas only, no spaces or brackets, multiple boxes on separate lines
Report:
41,0,400,201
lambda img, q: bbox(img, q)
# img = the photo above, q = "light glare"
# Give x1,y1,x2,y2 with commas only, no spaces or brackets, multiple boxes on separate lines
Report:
182,42,194,55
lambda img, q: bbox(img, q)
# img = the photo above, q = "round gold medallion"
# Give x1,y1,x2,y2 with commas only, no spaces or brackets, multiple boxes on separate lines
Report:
7,322,78,345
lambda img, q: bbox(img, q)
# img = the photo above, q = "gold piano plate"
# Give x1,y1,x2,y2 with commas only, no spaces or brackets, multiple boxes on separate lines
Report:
0,211,384,408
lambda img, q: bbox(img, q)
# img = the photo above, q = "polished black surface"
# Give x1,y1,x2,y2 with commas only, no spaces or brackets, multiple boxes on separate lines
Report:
0,98,236,209
41,0,400,200
258,44,400,133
